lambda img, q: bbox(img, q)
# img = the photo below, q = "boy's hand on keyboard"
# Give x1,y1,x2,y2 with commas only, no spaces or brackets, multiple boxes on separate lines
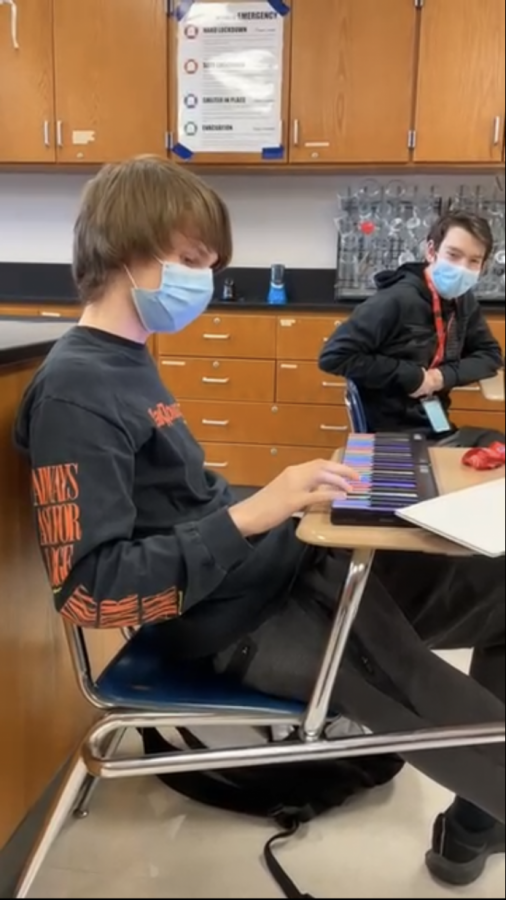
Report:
229,460,359,538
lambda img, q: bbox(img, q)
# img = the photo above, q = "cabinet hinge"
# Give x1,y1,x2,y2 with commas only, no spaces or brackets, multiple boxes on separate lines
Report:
415,0,424,8
165,132,174,151
164,0,172,16
408,130,417,150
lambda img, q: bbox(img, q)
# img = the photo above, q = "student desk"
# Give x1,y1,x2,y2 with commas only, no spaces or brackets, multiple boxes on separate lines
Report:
480,371,505,404
296,448,505,748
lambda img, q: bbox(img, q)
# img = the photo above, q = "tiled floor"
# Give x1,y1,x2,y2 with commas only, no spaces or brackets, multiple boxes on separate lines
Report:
29,652,505,899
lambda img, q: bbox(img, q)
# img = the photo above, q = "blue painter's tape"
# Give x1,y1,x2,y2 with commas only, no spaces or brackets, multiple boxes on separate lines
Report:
172,143,194,160
262,146,285,161
267,0,291,15
173,0,193,21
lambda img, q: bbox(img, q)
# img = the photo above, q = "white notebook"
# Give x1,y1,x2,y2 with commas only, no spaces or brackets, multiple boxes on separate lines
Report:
397,478,505,558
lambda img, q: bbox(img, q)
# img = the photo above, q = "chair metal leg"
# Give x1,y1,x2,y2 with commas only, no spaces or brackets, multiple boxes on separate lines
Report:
15,754,89,899
302,548,375,741
73,728,126,819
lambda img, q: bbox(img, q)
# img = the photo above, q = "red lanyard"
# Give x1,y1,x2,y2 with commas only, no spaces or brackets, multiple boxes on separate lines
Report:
424,270,455,369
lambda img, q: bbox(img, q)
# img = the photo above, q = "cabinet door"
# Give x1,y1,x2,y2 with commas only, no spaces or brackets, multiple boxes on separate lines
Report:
168,0,291,166
53,0,168,163
0,0,55,163
289,0,417,164
415,0,505,163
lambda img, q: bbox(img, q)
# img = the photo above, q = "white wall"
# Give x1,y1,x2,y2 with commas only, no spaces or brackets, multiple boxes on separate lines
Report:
0,171,502,269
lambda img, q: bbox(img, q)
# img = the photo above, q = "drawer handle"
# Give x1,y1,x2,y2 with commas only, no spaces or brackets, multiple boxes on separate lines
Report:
202,419,230,427
281,364,298,370
321,381,343,389
205,461,229,469
454,385,481,393
203,333,230,341
161,360,186,367
202,377,230,385
320,424,348,432
40,311,62,318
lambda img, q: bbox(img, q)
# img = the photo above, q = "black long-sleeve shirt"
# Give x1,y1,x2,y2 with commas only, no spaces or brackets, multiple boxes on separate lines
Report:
15,327,306,657
320,263,503,432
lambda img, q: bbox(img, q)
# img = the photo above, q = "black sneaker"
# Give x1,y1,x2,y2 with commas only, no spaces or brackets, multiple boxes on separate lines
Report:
426,812,505,886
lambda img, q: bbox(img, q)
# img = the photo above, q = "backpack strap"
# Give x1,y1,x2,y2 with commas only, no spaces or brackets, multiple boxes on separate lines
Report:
264,815,314,899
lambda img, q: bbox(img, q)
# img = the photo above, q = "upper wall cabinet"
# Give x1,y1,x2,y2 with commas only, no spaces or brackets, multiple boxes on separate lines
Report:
52,0,168,163
1,0,505,168
414,0,505,164
168,0,292,166
0,0,168,165
0,0,55,163
288,0,418,164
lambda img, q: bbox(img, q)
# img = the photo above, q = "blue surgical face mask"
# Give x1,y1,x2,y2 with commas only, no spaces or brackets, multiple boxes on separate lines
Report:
430,259,480,300
128,261,214,334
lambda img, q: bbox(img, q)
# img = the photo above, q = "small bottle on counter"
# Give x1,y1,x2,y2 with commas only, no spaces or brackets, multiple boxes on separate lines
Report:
267,264,288,306
221,277,237,302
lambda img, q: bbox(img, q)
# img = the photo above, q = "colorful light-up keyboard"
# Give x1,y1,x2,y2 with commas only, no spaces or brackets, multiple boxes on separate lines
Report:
331,433,439,527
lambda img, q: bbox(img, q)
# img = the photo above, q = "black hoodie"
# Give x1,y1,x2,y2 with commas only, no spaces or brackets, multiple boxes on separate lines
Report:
320,263,503,433
14,326,307,658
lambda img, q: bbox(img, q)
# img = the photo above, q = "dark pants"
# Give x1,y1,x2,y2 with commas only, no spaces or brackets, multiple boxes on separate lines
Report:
441,426,505,448
214,551,505,823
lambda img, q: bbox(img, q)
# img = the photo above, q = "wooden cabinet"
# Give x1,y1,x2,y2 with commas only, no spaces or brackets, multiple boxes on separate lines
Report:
276,315,346,361
2,0,506,168
52,0,168,163
277,362,345,405
160,358,276,402
158,310,351,487
0,0,55,163
0,0,167,165
289,0,417,164
0,303,80,319
168,0,292,166
158,314,277,360
201,443,329,488
414,0,505,164
183,399,349,448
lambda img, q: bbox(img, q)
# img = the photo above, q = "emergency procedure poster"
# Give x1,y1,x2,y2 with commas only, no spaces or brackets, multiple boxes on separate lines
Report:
176,1,285,154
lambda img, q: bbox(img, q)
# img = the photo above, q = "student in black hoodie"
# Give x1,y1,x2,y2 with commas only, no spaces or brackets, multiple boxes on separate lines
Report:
15,160,504,887
320,212,504,442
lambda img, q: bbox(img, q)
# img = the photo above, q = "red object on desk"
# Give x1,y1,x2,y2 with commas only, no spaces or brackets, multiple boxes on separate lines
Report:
462,443,505,471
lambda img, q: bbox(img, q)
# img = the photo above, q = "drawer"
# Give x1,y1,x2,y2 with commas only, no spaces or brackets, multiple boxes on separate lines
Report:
183,400,350,448
451,383,504,412
486,315,505,354
160,358,275,402
201,442,332,487
157,313,277,359
277,315,346,361
0,304,79,319
277,361,346,405
452,409,505,433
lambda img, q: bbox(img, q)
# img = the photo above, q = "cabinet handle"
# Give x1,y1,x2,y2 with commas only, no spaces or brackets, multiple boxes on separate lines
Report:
454,385,481,393
293,119,300,147
321,381,343,389
203,333,230,341
320,424,348,432
56,120,64,147
43,120,51,148
39,311,62,319
202,419,230,427
493,116,502,146
280,363,298,370
205,461,229,469
202,376,230,384
161,359,186,367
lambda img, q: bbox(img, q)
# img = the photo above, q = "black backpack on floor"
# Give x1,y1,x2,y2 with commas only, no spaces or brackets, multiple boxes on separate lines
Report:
141,726,404,899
